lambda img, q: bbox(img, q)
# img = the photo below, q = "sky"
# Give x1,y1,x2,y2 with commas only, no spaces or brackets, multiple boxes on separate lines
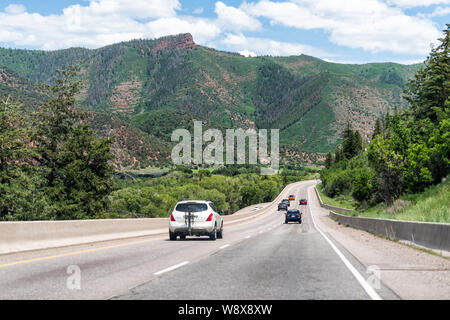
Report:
0,0,449,64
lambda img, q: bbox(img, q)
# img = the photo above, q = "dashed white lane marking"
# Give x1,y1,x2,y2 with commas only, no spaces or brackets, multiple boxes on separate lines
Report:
245,235,251,239
154,261,190,276
308,188,382,300
219,244,230,249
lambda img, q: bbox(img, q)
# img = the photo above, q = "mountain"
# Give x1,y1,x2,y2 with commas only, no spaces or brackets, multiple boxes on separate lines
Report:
0,33,422,167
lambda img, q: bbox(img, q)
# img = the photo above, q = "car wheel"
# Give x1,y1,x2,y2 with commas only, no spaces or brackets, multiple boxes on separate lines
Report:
285,220,288,224
217,224,223,239
210,225,217,240
169,231,177,241
180,235,186,240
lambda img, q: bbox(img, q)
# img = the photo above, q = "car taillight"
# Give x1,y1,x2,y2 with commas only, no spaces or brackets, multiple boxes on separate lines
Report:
297,214,301,217
170,213,176,221
206,213,213,221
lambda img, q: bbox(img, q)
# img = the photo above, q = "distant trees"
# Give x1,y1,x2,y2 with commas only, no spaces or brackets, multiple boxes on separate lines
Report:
110,172,283,217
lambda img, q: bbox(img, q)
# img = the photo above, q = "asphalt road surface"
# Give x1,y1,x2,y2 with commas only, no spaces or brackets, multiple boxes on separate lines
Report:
0,180,398,300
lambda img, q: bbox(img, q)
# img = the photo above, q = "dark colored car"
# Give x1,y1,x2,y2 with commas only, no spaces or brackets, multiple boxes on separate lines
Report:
285,209,302,224
278,202,289,211
299,199,308,205
281,199,290,206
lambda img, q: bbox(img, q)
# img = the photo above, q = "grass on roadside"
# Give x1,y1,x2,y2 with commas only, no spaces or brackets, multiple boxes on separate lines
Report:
355,178,450,223
316,184,357,210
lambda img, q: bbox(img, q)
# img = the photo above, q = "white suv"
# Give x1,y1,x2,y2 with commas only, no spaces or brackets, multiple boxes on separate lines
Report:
169,200,223,241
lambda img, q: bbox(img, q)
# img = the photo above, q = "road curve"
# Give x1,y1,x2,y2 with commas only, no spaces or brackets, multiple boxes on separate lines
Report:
0,180,398,300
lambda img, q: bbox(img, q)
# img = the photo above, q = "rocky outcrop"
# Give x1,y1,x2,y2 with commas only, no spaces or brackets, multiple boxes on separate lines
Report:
151,33,196,53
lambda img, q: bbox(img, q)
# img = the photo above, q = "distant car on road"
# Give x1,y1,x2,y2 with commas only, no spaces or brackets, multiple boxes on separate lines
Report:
299,199,308,205
169,200,223,241
288,195,295,201
278,202,289,211
285,209,302,224
281,199,290,206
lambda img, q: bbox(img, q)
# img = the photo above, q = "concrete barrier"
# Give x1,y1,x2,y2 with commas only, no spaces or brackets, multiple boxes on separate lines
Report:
329,211,450,252
0,218,169,255
0,180,310,255
314,186,353,213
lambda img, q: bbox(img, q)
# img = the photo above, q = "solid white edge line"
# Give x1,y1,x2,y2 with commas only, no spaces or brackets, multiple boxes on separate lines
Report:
219,244,230,249
308,191,382,300
154,261,190,276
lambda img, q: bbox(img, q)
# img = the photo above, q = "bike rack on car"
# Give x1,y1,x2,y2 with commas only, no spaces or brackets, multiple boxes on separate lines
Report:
184,210,198,236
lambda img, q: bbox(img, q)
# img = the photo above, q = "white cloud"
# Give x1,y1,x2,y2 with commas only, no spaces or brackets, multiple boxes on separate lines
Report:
430,6,450,16
392,58,425,64
193,7,204,15
386,0,450,8
75,0,181,20
215,1,262,31
0,0,444,61
324,57,424,64
5,4,26,14
0,0,259,51
242,0,441,55
0,0,223,50
145,17,221,44
238,49,257,57
221,33,332,57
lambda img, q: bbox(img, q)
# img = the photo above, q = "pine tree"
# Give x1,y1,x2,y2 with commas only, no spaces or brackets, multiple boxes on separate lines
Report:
372,118,382,140
0,97,28,180
342,120,354,159
352,130,363,155
404,24,450,124
33,66,115,219
0,97,49,220
335,145,343,163
325,151,334,169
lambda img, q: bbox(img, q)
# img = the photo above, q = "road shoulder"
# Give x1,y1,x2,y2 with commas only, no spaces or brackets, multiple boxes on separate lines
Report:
307,185,450,300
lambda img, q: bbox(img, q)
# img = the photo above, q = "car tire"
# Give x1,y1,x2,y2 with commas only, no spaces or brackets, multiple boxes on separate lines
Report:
210,225,217,241
169,231,177,241
180,235,186,240
217,224,223,239
285,220,288,224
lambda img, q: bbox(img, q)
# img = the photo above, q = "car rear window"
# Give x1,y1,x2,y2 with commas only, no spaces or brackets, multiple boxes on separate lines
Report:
175,203,208,212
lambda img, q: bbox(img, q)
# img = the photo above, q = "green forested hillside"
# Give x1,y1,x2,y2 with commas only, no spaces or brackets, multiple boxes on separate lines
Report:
0,33,422,167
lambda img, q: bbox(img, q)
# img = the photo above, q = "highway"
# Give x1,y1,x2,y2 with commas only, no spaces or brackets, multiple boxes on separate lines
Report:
0,180,399,300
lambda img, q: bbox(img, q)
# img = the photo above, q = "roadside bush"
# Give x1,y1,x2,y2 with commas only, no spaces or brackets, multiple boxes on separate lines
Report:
351,167,375,204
